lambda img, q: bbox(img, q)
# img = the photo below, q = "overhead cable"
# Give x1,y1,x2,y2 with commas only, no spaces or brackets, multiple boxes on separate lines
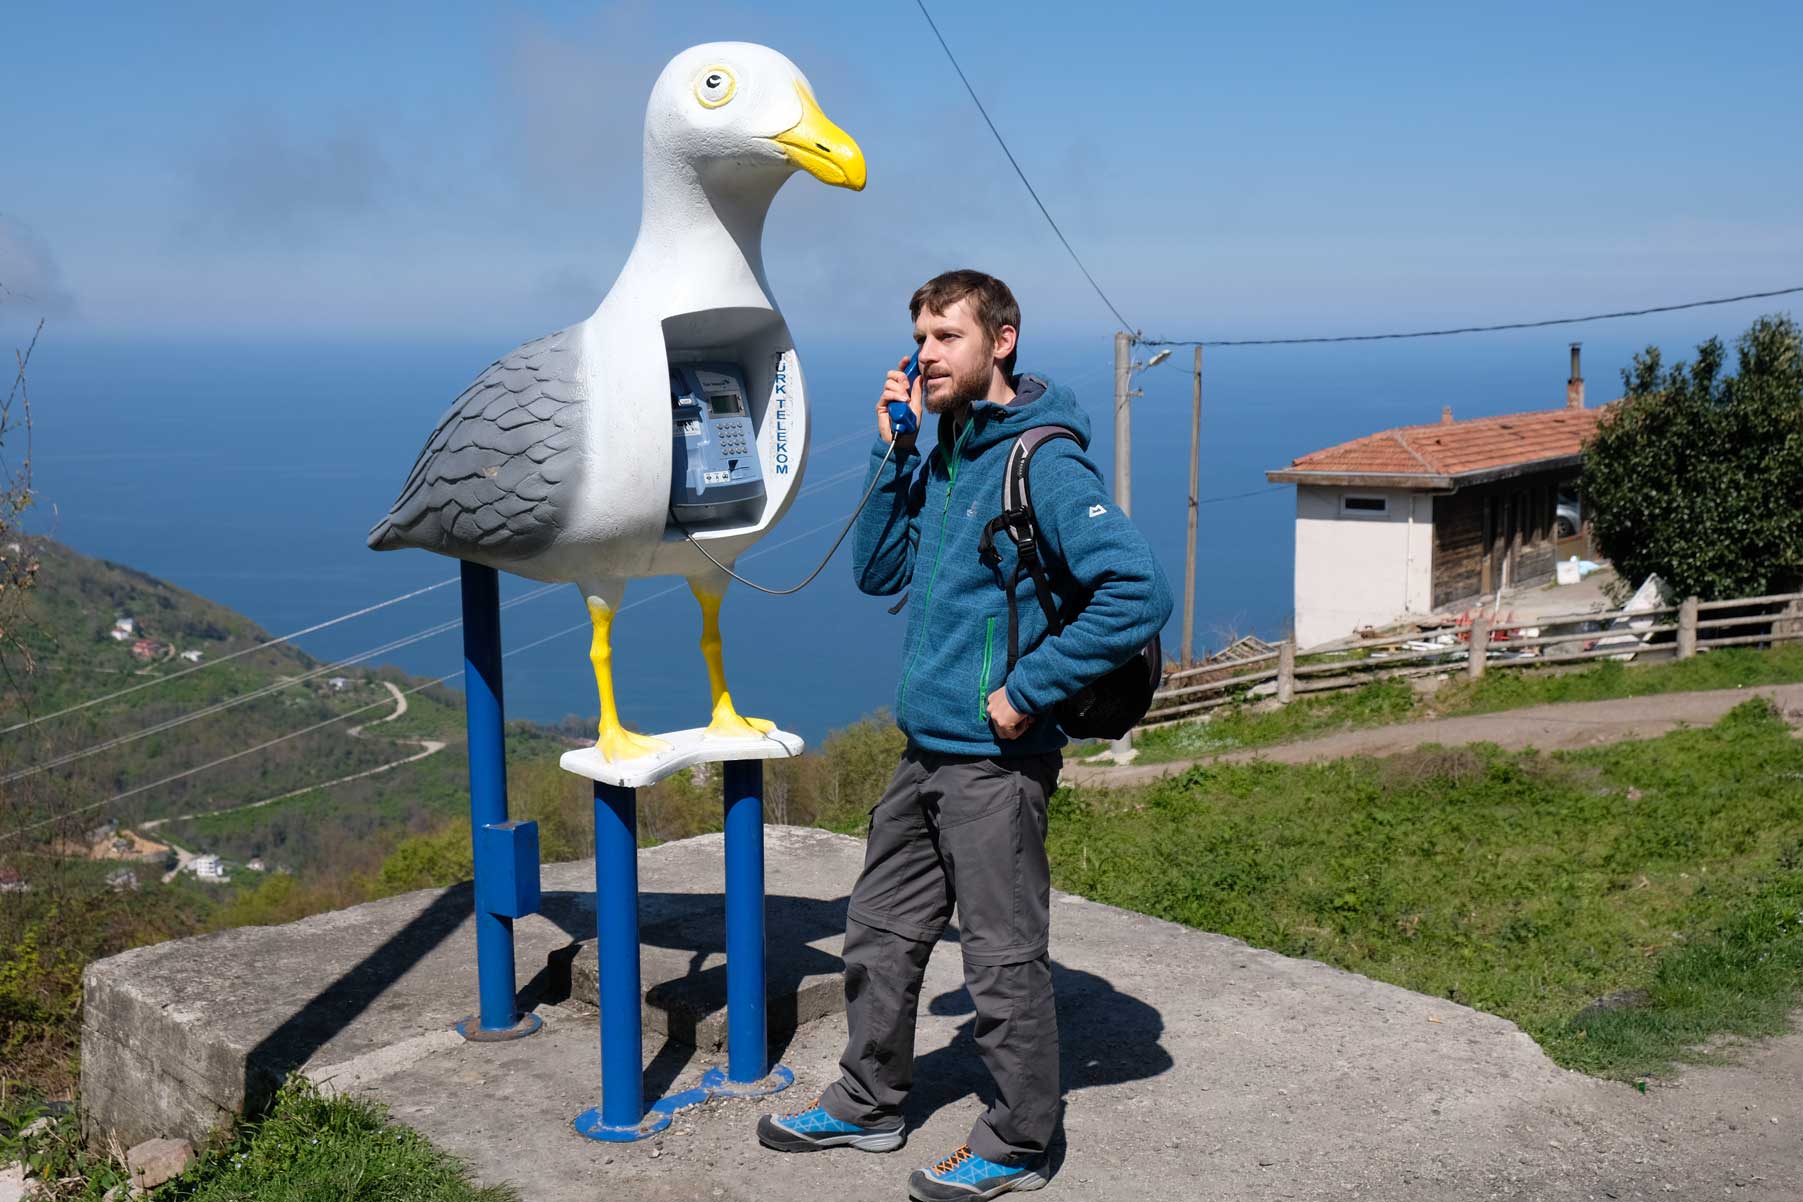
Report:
0,582,563,785
2,430,882,751
0,441,887,800
1140,285,1803,348
912,0,1135,332
0,574,460,735
0,507,868,842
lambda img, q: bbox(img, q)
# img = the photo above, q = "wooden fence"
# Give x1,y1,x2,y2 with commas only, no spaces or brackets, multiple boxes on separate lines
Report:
1140,590,1803,731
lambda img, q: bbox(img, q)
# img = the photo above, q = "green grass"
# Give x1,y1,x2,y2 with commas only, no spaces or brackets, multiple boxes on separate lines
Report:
4,1079,515,1201
1049,699,1803,1080
1125,643,1803,764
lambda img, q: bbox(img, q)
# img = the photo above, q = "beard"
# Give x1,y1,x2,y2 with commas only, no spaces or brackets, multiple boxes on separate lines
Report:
922,338,996,414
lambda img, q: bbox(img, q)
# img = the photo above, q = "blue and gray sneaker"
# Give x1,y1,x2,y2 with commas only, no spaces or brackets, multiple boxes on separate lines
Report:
756,1097,905,1154
907,1144,1048,1200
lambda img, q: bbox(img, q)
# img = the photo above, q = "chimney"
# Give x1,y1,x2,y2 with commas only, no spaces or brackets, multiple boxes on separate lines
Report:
1566,342,1584,409
1441,406,1454,425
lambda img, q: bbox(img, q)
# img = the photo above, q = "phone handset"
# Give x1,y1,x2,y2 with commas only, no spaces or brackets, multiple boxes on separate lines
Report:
889,350,921,438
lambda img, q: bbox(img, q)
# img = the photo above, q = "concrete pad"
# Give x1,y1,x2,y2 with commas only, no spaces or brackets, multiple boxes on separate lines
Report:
81,824,1798,1200
79,825,863,1149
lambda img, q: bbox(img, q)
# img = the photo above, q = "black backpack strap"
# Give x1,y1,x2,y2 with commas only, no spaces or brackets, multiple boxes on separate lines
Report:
981,427,1080,672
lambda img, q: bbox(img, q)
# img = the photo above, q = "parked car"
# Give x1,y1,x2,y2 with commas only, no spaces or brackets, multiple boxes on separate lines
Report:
1556,487,1582,537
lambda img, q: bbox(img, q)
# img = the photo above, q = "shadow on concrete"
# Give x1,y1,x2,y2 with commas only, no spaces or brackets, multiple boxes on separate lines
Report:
906,951,1172,1172
243,883,475,1115
535,889,850,1102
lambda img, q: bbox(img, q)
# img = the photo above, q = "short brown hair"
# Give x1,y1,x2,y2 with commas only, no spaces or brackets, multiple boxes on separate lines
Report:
909,269,1021,377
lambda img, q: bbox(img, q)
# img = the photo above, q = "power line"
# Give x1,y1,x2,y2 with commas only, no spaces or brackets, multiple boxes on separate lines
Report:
1,573,460,735
912,0,1135,332
0,431,882,770
0,506,868,842
1196,484,1287,506
1140,285,1803,348
0,447,879,810
0,582,564,786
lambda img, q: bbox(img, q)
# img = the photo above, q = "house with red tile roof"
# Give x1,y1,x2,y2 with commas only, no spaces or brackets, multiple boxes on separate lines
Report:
1267,348,1605,648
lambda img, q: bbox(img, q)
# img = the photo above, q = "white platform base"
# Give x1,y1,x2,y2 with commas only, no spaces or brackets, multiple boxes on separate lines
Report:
559,727,805,790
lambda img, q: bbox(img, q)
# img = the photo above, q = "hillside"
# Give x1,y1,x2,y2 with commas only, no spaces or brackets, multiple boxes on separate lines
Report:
0,536,572,877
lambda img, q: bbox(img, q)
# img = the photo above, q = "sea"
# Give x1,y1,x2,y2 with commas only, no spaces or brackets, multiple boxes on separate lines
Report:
16,316,1744,747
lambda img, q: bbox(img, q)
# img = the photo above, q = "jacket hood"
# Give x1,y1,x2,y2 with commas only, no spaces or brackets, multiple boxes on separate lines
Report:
933,372,1092,458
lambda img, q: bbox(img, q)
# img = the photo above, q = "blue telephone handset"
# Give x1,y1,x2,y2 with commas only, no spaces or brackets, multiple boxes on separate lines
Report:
889,351,920,438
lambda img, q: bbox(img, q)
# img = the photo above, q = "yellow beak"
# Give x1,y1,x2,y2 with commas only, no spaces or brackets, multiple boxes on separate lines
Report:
770,80,867,191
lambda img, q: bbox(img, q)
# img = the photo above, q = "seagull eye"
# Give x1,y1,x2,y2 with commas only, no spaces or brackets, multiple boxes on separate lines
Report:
695,66,736,109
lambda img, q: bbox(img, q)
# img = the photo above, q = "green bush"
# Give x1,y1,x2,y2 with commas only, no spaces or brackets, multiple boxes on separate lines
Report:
1583,313,1803,600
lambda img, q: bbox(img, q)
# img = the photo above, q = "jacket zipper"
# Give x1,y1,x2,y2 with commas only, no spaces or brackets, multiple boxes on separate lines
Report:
977,616,996,719
896,420,975,720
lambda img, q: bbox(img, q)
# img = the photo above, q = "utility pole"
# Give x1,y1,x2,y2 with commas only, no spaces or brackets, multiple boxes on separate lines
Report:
1113,330,1133,515
1182,346,1202,666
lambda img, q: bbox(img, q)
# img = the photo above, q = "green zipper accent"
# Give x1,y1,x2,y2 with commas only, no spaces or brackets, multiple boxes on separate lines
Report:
896,419,976,719
977,616,996,719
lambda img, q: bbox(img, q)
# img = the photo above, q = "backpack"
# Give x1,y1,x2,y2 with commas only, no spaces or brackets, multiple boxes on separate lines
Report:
976,427,1164,740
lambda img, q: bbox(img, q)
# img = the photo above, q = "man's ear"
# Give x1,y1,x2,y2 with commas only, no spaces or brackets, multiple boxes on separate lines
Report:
992,324,1018,365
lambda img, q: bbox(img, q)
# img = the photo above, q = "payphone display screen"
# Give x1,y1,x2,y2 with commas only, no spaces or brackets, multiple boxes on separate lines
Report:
706,391,744,417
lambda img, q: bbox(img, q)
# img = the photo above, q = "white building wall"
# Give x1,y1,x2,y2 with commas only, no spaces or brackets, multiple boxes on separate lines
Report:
1292,485,1435,649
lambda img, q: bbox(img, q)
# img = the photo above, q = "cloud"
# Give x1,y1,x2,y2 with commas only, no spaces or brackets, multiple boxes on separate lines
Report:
184,116,388,236
0,216,76,316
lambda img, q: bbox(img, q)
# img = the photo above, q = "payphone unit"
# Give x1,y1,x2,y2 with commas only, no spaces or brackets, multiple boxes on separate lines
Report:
669,363,766,524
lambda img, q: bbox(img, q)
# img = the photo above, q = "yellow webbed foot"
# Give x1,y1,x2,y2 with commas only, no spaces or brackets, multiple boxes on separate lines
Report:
706,691,777,739
595,719,669,764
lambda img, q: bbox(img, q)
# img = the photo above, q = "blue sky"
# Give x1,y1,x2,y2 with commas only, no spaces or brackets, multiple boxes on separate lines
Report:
4,0,1801,348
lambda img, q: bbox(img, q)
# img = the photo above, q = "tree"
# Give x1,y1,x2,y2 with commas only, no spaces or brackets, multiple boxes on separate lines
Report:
1582,314,1803,600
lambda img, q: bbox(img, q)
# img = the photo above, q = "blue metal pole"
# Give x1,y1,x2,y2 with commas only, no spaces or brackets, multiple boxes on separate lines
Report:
722,760,767,1082
594,780,645,1127
460,561,516,1033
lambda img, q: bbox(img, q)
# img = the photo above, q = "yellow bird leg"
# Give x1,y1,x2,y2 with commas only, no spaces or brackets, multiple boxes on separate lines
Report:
588,600,668,762
691,583,776,738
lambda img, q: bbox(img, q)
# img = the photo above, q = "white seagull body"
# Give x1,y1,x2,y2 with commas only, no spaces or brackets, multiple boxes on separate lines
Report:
369,42,866,760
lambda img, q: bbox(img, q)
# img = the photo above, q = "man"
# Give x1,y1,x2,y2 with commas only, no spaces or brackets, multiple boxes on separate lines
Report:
757,270,1172,1200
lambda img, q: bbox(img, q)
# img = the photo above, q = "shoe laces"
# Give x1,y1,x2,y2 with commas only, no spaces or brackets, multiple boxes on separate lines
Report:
932,1144,974,1176
780,1095,825,1121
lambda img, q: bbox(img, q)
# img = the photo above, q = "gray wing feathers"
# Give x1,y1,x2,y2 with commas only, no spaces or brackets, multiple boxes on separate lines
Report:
367,329,584,560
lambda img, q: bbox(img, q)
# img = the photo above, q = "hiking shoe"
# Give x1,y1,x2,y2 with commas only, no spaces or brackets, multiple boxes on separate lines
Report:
907,1144,1048,1200
756,1097,905,1153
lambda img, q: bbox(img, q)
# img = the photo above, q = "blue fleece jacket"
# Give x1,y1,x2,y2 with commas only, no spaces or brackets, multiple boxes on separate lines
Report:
852,373,1173,757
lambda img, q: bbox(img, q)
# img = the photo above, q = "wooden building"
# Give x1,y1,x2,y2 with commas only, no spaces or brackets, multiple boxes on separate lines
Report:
1267,356,1605,648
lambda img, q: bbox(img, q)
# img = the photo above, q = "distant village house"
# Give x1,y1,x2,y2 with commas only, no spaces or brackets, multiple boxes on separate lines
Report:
180,648,204,663
110,616,136,641
1268,346,1602,649
189,854,230,882
130,638,162,661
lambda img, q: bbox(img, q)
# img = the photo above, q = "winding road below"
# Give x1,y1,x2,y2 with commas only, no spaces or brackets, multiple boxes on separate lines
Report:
143,681,445,878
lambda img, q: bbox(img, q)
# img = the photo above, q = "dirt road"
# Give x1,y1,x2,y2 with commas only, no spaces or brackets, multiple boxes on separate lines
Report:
1068,682,1803,788
143,681,443,879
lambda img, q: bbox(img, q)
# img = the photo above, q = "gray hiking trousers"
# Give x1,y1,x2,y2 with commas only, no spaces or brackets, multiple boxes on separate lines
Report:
818,746,1062,1165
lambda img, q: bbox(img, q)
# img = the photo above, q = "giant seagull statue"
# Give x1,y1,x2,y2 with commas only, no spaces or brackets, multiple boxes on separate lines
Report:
369,42,866,761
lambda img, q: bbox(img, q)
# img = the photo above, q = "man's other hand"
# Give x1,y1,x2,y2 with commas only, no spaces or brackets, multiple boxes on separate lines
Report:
987,686,1033,741
876,356,923,447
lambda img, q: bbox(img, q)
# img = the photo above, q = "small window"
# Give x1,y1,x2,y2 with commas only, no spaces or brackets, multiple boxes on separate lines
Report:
1341,495,1388,515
